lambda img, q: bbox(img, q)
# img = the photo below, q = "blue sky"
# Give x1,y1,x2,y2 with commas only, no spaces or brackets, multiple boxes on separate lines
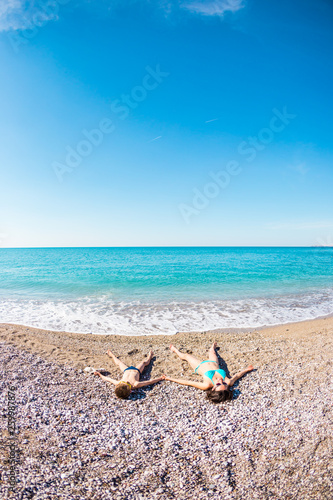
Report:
0,0,332,247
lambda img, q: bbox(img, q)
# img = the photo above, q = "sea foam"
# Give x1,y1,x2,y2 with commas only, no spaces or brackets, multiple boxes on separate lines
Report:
0,289,332,335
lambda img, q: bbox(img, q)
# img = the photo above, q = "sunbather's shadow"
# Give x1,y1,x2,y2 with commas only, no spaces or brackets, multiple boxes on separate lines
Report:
230,384,241,400
128,384,156,401
215,348,231,377
140,355,155,380
215,348,241,401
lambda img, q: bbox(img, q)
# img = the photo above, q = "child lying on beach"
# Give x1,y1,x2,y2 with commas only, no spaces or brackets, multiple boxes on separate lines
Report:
165,342,254,403
94,349,165,399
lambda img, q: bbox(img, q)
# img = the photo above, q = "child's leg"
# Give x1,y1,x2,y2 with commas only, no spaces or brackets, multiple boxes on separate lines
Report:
106,350,128,371
135,351,153,374
207,342,219,365
169,345,202,371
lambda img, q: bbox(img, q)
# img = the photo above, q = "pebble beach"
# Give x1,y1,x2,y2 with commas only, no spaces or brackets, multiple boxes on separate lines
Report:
0,317,332,499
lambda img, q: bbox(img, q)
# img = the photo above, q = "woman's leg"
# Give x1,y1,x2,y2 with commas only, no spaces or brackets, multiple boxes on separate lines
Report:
169,345,202,372
207,342,219,364
106,350,128,371
135,351,153,374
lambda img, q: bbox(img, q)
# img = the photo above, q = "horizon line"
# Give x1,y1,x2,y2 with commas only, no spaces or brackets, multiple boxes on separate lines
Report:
0,245,331,250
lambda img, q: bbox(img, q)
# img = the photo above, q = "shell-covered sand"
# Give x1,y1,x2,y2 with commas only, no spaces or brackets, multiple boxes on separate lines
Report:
0,317,332,499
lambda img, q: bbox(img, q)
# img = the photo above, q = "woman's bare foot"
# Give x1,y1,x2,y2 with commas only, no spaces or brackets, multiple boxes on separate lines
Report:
106,349,115,359
169,344,178,354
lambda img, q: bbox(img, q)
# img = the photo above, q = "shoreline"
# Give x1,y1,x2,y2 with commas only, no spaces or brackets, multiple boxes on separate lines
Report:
1,310,333,338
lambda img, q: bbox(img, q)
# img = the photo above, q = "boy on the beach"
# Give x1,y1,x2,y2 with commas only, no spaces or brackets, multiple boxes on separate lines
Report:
94,349,165,399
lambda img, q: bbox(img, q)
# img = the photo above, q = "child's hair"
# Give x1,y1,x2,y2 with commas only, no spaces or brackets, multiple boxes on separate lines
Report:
115,383,131,399
206,387,233,404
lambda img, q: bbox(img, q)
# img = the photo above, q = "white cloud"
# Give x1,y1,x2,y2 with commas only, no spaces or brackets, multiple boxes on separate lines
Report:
0,0,21,17
181,0,245,17
0,0,60,32
147,135,162,143
0,0,246,32
0,0,22,31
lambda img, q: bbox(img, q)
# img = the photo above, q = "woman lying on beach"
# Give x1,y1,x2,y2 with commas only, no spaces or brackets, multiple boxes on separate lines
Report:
165,343,254,403
94,350,165,399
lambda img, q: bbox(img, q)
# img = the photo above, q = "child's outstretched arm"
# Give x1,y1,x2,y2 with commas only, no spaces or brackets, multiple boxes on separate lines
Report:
135,375,166,388
94,372,118,385
228,365,254,387
164,376,210,390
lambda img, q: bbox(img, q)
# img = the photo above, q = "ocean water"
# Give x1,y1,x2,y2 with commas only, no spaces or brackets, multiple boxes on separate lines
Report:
0,247,332,335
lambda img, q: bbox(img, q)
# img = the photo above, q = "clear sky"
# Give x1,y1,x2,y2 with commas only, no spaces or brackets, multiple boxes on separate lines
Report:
0,0,332,247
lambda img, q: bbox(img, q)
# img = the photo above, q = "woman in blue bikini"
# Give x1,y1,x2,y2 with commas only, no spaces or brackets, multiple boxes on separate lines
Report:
165,342,254,403
94,350,165,399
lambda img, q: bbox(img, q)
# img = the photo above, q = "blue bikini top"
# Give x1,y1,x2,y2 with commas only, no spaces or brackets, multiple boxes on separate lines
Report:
204,368,227,382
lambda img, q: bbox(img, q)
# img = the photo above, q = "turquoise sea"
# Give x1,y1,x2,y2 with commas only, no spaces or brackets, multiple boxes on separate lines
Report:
0,247,332,335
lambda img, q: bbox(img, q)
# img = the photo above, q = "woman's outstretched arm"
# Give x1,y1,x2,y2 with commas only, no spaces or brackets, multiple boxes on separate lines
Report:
228,365,254,387
165,376,210,390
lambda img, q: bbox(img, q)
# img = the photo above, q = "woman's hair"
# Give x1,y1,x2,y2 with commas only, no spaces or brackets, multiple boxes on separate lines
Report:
206,387,233,404
115,383,131,399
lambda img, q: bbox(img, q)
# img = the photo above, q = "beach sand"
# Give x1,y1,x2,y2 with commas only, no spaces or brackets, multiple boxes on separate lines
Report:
0,317,332,499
